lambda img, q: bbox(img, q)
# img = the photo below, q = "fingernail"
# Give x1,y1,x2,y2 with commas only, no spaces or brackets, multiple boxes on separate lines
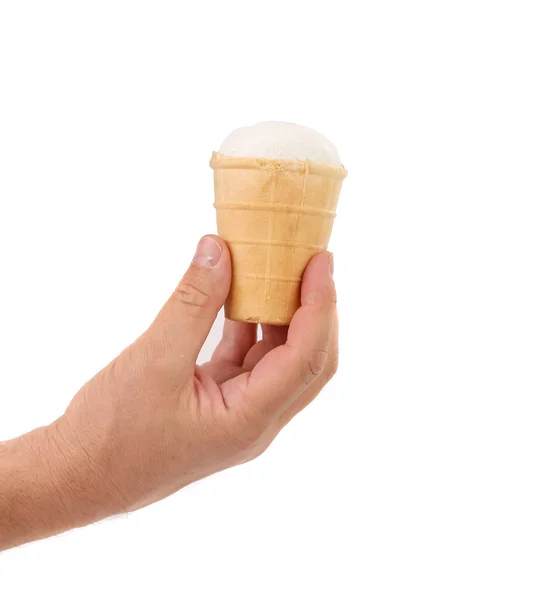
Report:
328,252,334,275
193,237,222,268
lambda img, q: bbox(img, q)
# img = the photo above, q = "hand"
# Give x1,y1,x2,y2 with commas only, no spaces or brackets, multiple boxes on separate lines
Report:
1,235,338,546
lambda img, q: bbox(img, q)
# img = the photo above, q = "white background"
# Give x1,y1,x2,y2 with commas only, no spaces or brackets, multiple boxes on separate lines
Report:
1,1,534,598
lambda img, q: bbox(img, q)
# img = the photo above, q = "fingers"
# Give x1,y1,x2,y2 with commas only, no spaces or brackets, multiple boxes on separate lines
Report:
207,322,287,386
261,324,289,347
147,236,231,369
242,324,289,370
241,251,336,421
278,311,339,428
197,360,248,386
211,320,257,366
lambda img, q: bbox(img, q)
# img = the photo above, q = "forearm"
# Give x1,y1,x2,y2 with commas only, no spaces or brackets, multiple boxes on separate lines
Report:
0,419,119,551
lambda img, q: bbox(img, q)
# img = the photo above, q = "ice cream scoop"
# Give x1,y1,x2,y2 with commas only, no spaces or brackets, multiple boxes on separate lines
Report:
211,121,347,325
219,121,342,166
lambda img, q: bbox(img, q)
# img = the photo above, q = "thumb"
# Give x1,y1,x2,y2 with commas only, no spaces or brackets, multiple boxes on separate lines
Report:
150,235,231,367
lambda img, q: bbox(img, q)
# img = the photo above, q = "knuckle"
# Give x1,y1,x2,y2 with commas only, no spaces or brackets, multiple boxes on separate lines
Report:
245,439,271,463
304,286,337,309
330,285,338,308
174,276,211,316
233,430,261,455
125,334,174,380
302,349,329,385
141,338,169,366
140,335,170,364
231,409,267,453
325,350,339,381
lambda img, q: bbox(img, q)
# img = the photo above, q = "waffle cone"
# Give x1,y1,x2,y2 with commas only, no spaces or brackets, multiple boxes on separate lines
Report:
210,152,347,325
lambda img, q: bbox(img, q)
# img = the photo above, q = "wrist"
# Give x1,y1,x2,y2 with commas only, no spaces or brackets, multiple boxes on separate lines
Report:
0,424,73,549
0,418,125,550
45,415,129,523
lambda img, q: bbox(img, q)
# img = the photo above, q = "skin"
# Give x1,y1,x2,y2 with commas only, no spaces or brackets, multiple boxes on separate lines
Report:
0,235,338,551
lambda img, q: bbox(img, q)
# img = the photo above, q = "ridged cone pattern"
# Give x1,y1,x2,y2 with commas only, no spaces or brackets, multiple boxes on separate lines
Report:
210,152,347,325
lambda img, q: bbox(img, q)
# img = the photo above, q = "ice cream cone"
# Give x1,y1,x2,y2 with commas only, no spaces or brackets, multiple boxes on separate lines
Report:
210,152,347,325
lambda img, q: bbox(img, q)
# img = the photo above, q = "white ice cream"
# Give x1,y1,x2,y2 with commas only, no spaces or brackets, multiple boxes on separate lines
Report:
218,121,342,166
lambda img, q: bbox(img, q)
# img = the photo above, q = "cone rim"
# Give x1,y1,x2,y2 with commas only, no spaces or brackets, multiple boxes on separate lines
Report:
210,151,347,180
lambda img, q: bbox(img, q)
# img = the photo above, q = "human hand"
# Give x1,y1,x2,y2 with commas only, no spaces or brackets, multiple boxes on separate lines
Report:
45,235,338,523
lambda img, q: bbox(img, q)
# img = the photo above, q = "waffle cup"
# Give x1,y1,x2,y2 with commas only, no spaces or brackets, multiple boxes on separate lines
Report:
210,152,347,325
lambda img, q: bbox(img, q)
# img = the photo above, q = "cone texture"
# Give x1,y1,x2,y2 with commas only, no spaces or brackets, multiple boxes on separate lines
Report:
210,152,347,325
